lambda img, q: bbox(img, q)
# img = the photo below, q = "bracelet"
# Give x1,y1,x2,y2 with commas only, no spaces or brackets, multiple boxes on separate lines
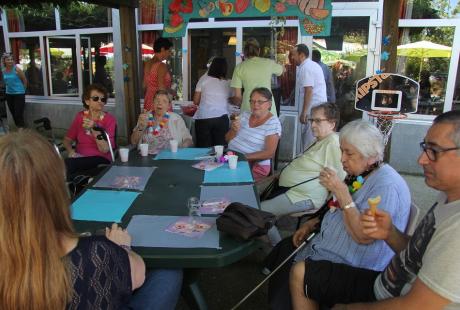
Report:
120,244,132,252
342,202,356,210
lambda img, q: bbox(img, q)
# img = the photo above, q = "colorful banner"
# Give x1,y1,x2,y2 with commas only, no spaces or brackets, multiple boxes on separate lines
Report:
163,0,332,37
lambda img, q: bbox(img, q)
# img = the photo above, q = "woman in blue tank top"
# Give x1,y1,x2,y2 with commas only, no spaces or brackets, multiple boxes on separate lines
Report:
2,53,27,127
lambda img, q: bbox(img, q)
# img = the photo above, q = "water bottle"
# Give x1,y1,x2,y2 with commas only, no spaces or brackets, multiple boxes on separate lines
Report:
187,197,201,226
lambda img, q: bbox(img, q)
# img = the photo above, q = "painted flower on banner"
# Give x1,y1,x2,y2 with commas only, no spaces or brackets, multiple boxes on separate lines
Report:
275,2,287,13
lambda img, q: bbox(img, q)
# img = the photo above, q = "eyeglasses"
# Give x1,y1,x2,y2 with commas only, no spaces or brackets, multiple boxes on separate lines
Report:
90,96,107,103
249,100,270,105
308,118,330,124
419,141,460,161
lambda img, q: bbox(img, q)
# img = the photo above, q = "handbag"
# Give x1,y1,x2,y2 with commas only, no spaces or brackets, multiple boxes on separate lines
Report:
216,202,276,240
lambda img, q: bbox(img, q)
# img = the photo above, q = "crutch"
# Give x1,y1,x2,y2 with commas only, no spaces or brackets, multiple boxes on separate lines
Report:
230,232,316,310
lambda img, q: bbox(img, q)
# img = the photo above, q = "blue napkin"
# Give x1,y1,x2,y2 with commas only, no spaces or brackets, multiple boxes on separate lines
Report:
204,161,254,183
154,147,212,160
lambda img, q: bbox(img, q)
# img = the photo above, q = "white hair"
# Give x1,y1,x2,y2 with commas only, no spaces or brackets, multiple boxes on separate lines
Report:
339,120,384,162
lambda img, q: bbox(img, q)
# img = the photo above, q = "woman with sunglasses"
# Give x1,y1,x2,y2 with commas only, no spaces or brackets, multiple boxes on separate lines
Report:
63,83,117,180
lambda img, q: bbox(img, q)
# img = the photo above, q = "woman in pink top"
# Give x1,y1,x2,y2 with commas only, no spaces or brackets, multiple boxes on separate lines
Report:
143,38,173,111
63,83,117,180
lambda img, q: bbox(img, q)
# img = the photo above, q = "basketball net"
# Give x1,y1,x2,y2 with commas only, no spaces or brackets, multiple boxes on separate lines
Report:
368,111,407,146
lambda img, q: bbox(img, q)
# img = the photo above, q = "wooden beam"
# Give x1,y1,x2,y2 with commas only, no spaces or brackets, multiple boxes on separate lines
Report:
381,0,403,73
119,5,141,135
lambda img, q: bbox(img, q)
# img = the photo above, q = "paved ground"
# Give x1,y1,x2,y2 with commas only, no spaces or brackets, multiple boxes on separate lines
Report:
176,173,439,310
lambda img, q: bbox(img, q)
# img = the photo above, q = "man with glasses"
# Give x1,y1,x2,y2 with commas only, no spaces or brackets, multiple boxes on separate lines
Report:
290,44,327,151
290,110,460,310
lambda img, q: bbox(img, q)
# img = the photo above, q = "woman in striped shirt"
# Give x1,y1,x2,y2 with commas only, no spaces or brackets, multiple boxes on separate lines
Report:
225,87,281,181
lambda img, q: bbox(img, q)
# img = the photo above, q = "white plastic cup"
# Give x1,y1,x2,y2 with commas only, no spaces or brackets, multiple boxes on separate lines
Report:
119,148,129,162
228,155,238,169
140,143,149,156
214,145,224,158
170,139,178,153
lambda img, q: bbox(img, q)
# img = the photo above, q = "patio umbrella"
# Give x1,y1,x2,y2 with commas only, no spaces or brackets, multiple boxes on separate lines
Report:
397,40,452,79
99,42,154,56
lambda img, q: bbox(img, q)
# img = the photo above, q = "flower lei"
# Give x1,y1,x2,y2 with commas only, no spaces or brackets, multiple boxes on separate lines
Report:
83,110,104,134
327,162,381,210
147,112,170,136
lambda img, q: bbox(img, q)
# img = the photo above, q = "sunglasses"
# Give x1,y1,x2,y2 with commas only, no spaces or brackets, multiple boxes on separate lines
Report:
90,96,107,103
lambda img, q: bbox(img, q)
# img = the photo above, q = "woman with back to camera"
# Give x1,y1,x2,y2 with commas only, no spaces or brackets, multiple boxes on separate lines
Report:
0,130,182,309
193,56,232,147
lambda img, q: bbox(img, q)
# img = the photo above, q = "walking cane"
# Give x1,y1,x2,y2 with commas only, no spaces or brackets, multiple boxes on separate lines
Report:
230,232,316,310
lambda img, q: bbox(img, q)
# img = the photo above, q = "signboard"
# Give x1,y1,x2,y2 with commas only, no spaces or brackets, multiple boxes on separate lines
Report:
163,0,332,38
355,73,419,114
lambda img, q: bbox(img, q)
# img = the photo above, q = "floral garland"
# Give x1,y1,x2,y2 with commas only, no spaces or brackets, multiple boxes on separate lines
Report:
327,163,381,210
147,112,170,136
83,110,104,135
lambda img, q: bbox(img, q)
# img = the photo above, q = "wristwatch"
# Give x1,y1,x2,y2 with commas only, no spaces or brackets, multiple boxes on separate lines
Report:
342,202,356,210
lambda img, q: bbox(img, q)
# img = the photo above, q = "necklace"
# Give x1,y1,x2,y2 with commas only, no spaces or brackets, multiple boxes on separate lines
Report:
147,112,170,136
328,162,382,210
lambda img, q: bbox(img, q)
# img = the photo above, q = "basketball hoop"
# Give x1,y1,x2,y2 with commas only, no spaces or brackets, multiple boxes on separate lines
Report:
368,111,407,146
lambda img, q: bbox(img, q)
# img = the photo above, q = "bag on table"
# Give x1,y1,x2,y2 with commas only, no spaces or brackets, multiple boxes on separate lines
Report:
216,202,276,240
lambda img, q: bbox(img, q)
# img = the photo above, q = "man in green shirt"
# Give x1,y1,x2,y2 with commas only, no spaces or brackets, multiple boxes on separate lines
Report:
231,37,284,116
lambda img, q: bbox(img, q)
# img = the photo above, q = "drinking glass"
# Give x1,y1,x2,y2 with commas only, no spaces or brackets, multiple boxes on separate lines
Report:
187,196,201,225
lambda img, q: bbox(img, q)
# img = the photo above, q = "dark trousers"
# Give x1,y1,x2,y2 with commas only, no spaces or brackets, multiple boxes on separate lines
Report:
65,156,110,181
6,93,25,127
194,114,229,147
265,237,297,310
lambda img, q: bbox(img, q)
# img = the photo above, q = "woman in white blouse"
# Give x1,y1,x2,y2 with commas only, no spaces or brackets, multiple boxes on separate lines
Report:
225,87,281,181
193,57,232,147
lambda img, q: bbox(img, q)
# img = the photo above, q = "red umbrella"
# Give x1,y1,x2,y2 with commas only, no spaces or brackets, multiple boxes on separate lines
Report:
99,42,154,55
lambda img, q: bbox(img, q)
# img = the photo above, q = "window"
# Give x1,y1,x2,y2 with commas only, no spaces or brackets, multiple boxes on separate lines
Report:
6,5,55,32
397,27,454,115
11,37,44,95
403,0,460,19
59,2,112,29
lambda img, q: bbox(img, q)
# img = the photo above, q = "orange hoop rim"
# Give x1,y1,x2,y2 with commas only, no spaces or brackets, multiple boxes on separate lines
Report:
367,111,408,120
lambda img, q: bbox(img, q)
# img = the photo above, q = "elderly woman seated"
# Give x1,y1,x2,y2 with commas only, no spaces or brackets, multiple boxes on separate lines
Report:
261,102,346,245
64,83,116,180
225,87,281,181
131,89,193,154
267,120,411,309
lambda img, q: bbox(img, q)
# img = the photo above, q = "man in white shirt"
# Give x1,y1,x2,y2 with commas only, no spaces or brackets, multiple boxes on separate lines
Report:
291,44,327,150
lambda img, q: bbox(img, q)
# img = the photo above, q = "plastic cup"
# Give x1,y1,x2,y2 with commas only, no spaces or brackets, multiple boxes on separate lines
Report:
228,155,238,169
119,148,129,162
140,143,149,156
170,139,178,152
214,145,224,158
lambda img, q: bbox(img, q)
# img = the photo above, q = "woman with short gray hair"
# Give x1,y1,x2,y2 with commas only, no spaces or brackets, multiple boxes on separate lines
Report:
339,119,384,162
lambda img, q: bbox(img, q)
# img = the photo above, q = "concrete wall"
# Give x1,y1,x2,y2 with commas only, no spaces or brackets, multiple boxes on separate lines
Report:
389,119,432,175
6,99,130,144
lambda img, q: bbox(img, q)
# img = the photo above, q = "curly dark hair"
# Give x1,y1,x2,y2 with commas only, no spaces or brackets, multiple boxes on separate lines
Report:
81,83,108,109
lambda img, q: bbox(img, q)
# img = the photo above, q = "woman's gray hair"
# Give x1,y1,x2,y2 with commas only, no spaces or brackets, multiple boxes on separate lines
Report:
339,120,384,162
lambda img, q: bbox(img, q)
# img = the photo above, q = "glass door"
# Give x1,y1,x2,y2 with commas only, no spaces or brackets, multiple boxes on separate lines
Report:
188,28,237,98
46,36,78,96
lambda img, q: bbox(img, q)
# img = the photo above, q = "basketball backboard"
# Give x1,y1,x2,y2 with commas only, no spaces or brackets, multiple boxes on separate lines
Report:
355,73,419,114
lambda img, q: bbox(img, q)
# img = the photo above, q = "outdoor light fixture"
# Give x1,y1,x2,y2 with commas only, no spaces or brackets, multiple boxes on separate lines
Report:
228,36,237,46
